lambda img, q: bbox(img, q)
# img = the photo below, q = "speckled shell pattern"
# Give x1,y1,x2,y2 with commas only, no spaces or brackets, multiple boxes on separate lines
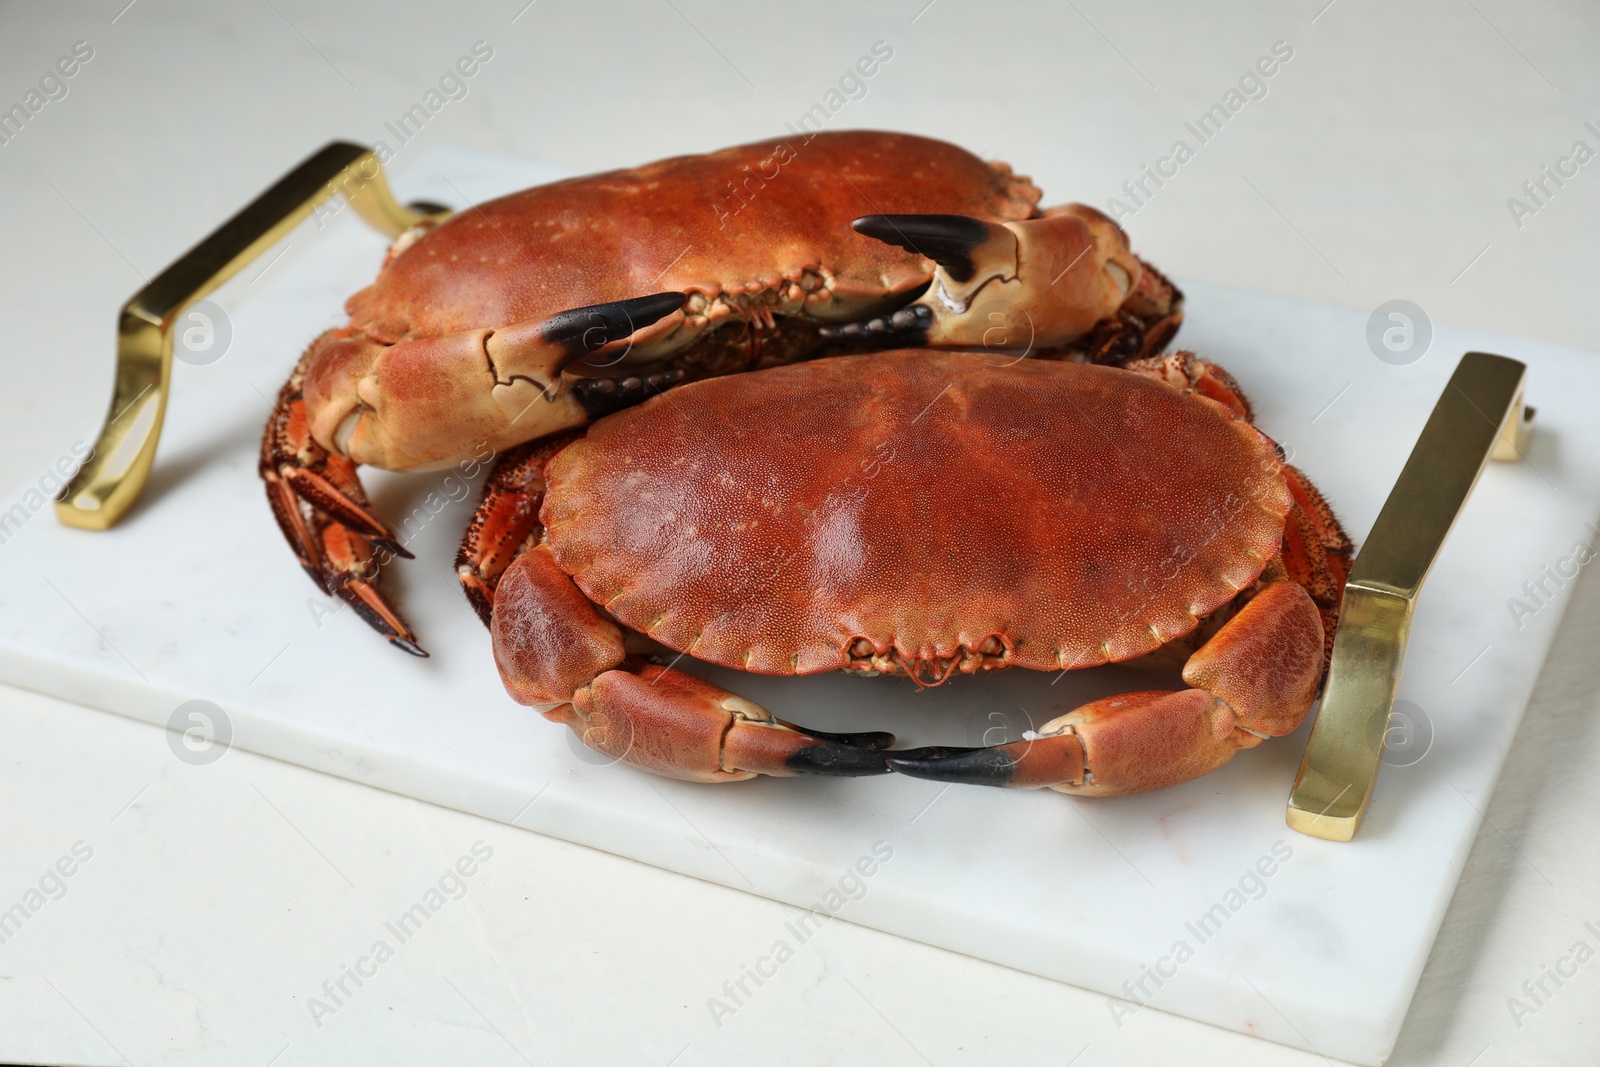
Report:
539,351,1294,677
344,131,1042,345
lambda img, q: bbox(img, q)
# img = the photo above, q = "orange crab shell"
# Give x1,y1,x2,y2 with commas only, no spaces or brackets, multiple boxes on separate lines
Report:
342,131,1042,345
538,351,1293,679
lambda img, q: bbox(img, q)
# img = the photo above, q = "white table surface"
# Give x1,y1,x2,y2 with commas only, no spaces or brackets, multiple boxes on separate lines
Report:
2,2,1598,1064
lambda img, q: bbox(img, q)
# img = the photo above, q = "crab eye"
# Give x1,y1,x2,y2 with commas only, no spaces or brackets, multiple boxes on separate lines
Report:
850,638,875,658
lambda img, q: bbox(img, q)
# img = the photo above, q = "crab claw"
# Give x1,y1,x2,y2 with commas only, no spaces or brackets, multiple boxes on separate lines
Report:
487,535,895,782
541,293,691,418
888,691,1237,796
570,367,689,419
554,666,896,780
304,291,689,472
889,580,1325,796
888,738,1086,787
539,291,691,364
848,214,994,282
832,206,1182,362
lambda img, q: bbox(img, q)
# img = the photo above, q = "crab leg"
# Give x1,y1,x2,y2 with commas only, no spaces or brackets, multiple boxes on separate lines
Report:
475,458,893,781
456,434,577,627
1122,350,1254,421
828,206,1182,362
301,291,689,472
889,578,1325,796
261,337,425,655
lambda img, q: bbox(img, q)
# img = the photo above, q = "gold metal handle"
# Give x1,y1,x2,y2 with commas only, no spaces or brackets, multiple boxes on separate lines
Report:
55,141,448,531
1287,351,1532,841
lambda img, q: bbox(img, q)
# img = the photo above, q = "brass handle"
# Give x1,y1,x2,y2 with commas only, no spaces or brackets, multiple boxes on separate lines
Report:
1287,351,1533,841
55,141,448,531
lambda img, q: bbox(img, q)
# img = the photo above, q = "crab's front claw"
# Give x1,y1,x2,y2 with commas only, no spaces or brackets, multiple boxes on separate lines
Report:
491,535,893,783
832,206,1182,361
890,690,1246,797
305,291,689,471
554,666,896,782
888,734,1087,789
890,580,1324,796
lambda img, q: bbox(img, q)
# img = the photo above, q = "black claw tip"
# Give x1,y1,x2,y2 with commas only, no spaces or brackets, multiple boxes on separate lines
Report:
785,741,894,777
404,199,451,217
541,291,688,357
887,745,1017,787
373,538,415,561
822,303,931,349
301,564,332,596
572,366,687,418
392,636,430,658
777,721,895,751
819,320,866,342
850,214,991,283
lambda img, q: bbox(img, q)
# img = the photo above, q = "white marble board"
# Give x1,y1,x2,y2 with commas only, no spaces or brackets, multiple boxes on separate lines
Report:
2,147,1595,1065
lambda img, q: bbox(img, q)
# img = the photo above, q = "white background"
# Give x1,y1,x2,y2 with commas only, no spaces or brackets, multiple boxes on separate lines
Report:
2,1,1599,1064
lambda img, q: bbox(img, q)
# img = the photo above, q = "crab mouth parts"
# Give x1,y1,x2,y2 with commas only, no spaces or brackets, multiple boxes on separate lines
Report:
843,636,1012,687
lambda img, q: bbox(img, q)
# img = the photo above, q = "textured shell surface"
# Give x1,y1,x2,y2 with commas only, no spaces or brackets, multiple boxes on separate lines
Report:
542,351,1291,676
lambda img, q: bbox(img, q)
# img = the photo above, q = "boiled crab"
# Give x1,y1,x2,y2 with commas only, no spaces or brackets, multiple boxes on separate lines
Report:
464,348,1350,796
260,131,1182,653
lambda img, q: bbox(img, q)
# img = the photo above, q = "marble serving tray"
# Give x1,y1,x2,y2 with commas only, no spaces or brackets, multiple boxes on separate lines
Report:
3,147,1596,1065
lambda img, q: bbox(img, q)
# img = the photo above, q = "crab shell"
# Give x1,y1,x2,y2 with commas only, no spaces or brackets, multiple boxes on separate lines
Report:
346,131,1039,343
526,350,1292,683
300,131,1148,472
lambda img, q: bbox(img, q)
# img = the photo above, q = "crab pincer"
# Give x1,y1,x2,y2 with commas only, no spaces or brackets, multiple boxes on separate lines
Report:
556,666,895,781
889,580,1327,795
831,205,1183,361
